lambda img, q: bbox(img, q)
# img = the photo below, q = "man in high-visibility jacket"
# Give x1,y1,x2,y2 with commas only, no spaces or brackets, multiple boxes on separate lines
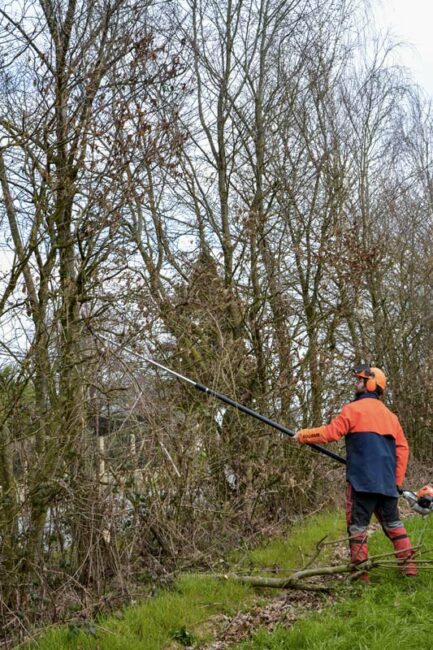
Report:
294,364,416,580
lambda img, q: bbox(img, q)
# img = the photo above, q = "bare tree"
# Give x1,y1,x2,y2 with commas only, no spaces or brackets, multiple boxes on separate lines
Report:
0,0,184,618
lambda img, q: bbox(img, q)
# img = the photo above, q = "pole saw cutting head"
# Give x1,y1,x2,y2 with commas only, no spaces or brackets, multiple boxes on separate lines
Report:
401,485,433,516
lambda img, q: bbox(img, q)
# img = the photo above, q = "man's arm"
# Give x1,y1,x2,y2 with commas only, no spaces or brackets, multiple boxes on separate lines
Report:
395,420,409,488
295,405,352,444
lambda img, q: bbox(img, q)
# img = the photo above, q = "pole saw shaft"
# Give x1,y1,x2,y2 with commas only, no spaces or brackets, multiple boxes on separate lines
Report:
193,381,346,464
101,336,346,466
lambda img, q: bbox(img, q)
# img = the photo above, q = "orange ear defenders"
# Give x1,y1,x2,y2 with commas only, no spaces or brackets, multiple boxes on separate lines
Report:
352,364,387,392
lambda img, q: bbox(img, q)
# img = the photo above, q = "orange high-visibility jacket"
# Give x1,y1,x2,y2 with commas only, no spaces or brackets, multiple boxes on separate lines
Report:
297,394,409,496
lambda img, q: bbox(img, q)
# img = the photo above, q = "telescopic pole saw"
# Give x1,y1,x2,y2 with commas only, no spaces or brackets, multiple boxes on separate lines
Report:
99,335,347,467
98,336,433,515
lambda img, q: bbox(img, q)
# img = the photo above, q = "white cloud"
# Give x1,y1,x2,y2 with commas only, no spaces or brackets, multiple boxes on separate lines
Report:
373,0,433,96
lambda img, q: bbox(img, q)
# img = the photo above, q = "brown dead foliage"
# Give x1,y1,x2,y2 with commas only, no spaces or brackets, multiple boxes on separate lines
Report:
199,590,330,649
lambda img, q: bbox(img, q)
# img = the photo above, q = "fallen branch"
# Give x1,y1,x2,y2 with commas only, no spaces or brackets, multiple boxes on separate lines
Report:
184,540,433,594
193,545,433,591
208,573,331,592
205,560,362,591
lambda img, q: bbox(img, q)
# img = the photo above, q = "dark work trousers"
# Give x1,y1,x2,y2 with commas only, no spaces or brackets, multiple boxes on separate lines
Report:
346,483,416,578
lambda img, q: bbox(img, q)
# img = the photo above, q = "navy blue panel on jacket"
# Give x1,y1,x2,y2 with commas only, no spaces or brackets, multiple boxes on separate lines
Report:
345,431,397,496
344,393,398,497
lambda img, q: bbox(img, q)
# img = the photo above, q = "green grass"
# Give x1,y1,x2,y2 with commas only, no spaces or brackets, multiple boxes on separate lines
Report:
235,515,433,650
243,511,344,570
27,511,344,649
27,575,253,649
28,511,431,650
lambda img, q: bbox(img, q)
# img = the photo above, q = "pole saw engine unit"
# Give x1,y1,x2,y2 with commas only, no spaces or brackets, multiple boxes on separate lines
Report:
401,485,433,516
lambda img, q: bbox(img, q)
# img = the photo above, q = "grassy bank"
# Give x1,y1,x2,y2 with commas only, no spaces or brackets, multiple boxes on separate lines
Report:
26,574,254,650
236,514,432,649
25,511,343,649
26,511,432,650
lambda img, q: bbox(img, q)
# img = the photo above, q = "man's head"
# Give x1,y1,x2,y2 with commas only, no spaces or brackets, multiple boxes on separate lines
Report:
352,364,387,396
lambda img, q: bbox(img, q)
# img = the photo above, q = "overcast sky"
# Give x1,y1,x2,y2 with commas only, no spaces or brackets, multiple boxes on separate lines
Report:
373,0,433,97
